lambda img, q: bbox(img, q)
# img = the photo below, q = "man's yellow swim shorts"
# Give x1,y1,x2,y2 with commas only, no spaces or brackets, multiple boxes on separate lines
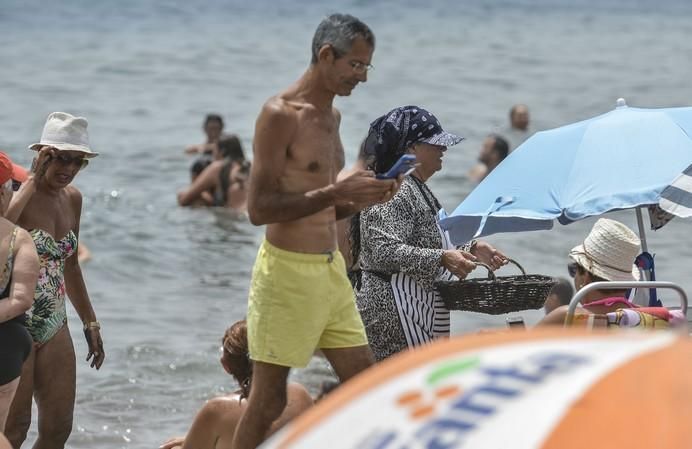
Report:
247,239,368,368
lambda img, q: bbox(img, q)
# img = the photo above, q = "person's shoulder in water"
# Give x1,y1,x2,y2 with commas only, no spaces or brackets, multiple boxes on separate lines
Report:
170,383,312,449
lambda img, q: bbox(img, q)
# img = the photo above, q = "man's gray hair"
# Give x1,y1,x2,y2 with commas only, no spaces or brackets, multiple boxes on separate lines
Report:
311,14,375,64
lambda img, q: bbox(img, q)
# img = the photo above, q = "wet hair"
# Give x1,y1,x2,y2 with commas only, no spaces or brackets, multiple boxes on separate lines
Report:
218,135,245,162
548,277,574,306
489,134,509,161
222,320,252,400
204,114,224,128
311,14,375,64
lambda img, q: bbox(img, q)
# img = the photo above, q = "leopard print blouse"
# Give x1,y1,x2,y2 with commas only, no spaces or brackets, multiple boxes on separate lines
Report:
356,176,469,361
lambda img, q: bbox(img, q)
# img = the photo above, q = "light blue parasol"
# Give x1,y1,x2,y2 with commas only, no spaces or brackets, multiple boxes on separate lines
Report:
440,98,692,253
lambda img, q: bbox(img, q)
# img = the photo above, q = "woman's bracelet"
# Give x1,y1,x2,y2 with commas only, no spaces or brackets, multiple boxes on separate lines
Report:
83,321,101,331
459,239,478,253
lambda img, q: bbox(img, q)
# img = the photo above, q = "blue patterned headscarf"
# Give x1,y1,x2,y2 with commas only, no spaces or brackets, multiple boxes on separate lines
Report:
364,105,464,173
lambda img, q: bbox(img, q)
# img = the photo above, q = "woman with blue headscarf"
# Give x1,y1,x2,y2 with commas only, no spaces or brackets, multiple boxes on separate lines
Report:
353,106,507,361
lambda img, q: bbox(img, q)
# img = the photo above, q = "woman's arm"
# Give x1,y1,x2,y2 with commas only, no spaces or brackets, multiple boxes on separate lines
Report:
7,148,54,223
177,162,222,206
63,187,104,369
0,229,39,323
6,177,37,224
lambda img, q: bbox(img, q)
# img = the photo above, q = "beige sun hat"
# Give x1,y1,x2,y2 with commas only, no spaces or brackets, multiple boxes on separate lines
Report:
28,112,99,158
569,218,641,282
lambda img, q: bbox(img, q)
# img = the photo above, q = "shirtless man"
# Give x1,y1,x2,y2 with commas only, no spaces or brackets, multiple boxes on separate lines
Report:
234,14,398,449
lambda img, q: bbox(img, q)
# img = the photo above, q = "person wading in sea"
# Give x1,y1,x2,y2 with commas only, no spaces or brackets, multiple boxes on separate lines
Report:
234,13,399,449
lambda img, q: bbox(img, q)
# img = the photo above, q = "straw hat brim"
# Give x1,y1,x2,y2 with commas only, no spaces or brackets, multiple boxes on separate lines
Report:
28,142,99,158
569,244,640,282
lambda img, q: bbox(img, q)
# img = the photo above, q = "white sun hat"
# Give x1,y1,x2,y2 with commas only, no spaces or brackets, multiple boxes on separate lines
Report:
28,112,99,158
569,218,641,282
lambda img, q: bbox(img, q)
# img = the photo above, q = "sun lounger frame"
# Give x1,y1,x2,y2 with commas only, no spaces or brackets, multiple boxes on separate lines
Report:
566,281,688,325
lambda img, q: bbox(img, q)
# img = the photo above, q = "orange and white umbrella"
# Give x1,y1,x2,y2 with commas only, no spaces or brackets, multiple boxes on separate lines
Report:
262,329,692,449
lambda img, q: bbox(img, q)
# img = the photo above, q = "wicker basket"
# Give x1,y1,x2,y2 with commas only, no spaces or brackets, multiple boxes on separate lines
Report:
435,259,557,315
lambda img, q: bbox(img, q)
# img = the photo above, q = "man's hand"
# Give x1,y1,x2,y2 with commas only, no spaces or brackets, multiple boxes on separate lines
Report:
441,249,477,279
471,241,508,270
330,170,399,207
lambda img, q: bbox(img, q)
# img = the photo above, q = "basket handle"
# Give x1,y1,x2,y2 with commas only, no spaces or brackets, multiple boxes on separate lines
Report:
505,258,527,275
474,258,526,280
474,262,496,280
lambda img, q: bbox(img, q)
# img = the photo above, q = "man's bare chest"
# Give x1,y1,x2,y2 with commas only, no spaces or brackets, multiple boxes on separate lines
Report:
288,119,344,174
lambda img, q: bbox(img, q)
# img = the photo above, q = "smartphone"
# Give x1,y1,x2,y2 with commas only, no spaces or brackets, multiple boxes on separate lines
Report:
506,316,526,329
376,154,417,179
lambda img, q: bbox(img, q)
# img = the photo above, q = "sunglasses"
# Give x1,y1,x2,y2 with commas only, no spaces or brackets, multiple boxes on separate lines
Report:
53,153,89,170
567,262,580,278
11,180,21,192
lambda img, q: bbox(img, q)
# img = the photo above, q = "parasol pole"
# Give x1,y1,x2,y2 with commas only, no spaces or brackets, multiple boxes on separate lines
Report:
635,206,649,253
632,206,654,306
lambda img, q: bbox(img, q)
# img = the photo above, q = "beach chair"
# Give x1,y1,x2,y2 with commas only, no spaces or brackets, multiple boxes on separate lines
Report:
565,281,688,330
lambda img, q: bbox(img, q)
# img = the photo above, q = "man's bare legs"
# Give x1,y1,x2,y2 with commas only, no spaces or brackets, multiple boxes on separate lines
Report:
322,345,374,382
232,362,290,449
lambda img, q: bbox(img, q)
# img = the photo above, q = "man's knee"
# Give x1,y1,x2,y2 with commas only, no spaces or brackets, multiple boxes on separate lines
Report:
325,345,374,382
343,356,374,381
251,381,288,420
38,413,73,445
355,346,375,367
247,362,291,420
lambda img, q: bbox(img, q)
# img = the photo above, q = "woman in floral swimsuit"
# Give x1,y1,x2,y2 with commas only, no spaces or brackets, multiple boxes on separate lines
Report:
5,112,104,449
